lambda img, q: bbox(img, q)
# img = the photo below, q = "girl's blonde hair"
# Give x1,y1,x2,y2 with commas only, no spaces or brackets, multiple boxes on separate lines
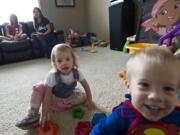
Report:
126,46,180,80
33,7,44,31
10,14,18,27
51,43,78,72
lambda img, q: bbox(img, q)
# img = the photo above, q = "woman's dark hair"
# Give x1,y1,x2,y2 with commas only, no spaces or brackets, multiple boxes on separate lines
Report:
10,14,18,27
33,7,44,31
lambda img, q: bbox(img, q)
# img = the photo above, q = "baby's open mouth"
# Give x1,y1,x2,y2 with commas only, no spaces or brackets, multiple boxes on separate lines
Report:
144,104,164,115
168,16,174,21
62,67,69,70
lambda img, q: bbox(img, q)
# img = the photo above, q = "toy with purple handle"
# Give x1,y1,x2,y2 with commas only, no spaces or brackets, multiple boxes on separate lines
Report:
158,23,180,47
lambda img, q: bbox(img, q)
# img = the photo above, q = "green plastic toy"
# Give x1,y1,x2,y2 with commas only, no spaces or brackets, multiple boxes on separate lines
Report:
123,35,136,53
72,108,85,119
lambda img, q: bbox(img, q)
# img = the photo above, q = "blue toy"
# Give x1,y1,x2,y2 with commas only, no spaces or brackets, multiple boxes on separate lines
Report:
91,112,107,126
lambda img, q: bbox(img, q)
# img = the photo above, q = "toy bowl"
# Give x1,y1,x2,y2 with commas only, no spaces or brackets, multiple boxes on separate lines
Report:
126,43,158,54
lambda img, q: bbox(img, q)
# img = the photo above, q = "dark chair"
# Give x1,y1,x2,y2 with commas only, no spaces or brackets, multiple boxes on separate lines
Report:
0,23,33,64
0,25,3,36
50,22,65,43
0,40,33,64
0,25,4,64
0,43,4,65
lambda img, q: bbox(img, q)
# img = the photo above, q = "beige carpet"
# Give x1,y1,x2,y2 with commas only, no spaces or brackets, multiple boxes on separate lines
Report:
0,46,129,135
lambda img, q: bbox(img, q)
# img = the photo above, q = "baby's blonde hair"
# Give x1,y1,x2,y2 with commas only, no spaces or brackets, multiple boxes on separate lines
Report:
51,43,78,72
126,46,180,81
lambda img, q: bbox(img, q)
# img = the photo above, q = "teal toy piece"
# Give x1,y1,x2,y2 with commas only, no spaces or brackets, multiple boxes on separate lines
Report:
72,108,85,119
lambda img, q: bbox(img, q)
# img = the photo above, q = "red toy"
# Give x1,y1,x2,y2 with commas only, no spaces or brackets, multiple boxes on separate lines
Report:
75,121,91,135
36,120,59,135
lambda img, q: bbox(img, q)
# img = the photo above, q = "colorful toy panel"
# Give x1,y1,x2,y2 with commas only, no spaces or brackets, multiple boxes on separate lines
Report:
72,107,85,119
75,121,91,135
36,120,59,135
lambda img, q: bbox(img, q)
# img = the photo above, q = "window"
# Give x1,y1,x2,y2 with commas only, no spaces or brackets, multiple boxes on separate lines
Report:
0,0,39,24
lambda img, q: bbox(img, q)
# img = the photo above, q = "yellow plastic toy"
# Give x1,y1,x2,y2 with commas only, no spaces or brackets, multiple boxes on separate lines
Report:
126,43,158,54
123,35,174,54
118,71,126,81
123,35,136,53
90,44,97,53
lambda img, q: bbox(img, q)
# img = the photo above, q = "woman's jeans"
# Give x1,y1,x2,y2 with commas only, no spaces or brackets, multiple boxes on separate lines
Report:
31,33,57,58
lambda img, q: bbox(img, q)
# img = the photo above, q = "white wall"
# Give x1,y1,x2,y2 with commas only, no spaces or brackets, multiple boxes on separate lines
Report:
39,0,88,33
86,0,109,41
40,0,109,41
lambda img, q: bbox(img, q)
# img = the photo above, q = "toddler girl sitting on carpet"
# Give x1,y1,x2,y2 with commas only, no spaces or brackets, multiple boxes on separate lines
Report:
16,43,93,130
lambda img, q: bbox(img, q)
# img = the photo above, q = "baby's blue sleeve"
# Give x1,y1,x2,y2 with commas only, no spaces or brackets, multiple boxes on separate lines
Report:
90,105,126,135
